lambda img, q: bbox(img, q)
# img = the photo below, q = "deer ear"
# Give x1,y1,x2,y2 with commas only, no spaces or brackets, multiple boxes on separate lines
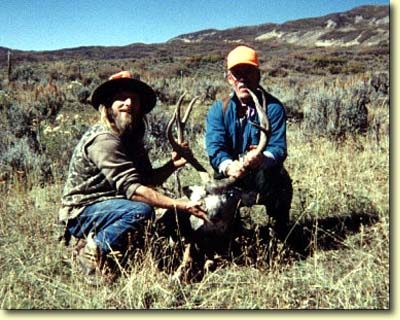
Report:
183,185,207,201
182,186,193,199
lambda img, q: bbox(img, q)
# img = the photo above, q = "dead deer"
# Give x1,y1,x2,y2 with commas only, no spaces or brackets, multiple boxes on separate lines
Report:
157,89,270,282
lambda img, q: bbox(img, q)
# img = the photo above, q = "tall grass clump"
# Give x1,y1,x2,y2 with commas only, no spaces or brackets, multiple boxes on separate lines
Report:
303,79,369,139
151,75,228,106
0,95,52,185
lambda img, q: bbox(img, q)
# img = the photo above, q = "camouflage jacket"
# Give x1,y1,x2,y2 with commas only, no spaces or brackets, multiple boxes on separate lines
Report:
59,123,152,223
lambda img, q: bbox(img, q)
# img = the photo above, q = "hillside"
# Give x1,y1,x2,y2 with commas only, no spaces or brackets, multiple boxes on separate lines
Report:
0,5,389,65
170,5,389,48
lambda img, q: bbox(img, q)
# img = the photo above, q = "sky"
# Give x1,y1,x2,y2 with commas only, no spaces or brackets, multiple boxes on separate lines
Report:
0,0,390,51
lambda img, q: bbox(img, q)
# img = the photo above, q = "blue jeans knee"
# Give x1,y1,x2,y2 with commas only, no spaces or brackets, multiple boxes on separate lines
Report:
67,199,154,254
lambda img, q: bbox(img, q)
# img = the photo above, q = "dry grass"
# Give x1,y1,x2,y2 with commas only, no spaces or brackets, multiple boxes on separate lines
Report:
0,55,389,309
0,119,389,309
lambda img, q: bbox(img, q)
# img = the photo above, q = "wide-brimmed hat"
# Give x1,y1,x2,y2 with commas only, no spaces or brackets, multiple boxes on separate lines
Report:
90,71,157,114
226,45,259,70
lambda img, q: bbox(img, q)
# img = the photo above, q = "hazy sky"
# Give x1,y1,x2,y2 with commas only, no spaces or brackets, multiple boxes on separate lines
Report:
0,0,390,51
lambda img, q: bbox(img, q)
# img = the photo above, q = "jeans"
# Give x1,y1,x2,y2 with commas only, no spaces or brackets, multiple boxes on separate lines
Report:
67,199,154,254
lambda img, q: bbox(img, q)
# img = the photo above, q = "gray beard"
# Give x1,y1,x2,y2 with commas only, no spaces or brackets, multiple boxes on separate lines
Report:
110,109,144,141
116,117,143,142
113,113,132,134
118,121,134,136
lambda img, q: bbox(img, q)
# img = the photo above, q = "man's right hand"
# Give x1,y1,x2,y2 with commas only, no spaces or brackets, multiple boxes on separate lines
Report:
177,200,210,223
133,185,210,222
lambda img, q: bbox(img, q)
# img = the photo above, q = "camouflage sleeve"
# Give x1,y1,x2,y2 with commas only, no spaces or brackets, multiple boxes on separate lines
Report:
86,133,143,199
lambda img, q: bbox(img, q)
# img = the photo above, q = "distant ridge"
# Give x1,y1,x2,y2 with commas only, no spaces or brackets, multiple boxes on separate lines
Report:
169,5,388,48
0,5,389,64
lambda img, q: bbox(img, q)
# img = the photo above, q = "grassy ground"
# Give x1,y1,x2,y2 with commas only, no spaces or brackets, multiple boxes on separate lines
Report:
0,119,389,309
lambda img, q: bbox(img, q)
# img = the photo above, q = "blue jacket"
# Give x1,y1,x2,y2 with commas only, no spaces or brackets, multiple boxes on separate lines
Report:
205,89,287,173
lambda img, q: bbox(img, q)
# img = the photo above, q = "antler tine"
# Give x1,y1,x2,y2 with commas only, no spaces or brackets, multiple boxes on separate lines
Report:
247,89,270,154
181,96,199,124
167,93,186,141
166,108,178,146
260,87,266,110
175,95,199,144
175,93,186,143
166,94,210,178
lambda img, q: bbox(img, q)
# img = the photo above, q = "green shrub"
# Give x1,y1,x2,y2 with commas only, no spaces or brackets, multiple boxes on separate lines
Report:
40,120,89,175
303,82,369,139
0,137,52,183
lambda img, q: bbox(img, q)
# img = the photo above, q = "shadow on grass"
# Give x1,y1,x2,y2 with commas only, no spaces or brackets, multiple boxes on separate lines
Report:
283,211,380,256
232,210,380,266
151,209,380,283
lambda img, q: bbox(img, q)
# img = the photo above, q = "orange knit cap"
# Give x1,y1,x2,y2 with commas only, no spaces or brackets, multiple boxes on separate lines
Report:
226,45,259,70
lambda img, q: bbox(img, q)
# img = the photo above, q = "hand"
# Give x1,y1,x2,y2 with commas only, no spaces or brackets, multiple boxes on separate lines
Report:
171,142,189,168
243,145,264,169
178,200,210,223
226,160,247,179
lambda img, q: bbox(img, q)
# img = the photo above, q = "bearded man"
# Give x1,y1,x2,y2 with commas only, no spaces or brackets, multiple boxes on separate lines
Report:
59,71,207,281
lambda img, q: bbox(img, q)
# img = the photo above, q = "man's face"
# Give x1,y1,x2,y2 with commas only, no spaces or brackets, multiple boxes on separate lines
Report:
227,64,260,103
110,90,141,135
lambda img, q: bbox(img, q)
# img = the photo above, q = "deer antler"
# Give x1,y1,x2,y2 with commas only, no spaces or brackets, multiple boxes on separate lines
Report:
166,93,211,183
166,90,269,193
247,87,270,154
205,88,270,193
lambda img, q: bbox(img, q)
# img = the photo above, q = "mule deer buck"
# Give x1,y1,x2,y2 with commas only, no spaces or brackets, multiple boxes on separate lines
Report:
155,89,270,282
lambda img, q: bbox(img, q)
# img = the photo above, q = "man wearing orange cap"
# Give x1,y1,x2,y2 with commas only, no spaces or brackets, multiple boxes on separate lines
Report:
59,71,207,281
205,45,292,236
